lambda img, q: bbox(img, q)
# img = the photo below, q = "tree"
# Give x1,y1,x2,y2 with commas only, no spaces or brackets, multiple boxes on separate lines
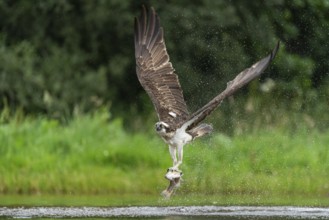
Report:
0,0,328,129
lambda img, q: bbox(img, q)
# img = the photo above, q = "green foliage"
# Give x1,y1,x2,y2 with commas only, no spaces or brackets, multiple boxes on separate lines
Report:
0,110,328,196
0,0,328,128
0,38,107,120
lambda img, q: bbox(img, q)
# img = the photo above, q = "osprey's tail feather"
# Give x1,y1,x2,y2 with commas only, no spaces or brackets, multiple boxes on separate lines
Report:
188,123,213,140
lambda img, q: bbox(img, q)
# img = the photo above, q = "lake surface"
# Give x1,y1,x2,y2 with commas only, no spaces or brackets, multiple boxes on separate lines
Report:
1,206,329,219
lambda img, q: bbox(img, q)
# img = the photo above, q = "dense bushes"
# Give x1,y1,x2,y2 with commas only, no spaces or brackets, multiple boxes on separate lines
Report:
0,0,328,128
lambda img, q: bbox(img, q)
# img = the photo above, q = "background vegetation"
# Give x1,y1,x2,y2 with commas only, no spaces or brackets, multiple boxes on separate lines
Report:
1,110,329,201
0,0,329,202
0,0,328,128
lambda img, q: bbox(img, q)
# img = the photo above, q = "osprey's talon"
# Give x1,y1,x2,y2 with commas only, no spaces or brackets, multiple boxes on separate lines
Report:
165,167,183,181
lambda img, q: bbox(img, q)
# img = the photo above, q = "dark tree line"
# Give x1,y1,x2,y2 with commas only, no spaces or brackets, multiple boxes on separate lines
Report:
0,0,328,129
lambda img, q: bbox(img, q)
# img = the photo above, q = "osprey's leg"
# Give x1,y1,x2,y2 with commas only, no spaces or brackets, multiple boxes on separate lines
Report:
168,145,177,166
173,144,183,170
165,145,183,181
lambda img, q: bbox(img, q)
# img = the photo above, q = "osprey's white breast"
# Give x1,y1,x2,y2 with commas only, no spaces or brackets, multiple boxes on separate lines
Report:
168,127,192,147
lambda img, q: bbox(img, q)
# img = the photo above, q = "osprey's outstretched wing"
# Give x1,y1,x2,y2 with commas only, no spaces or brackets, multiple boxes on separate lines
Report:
184,42,280,130
134,6,189,130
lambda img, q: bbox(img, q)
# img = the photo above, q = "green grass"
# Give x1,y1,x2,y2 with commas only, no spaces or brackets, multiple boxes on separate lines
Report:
0,109,329,204
1,194,329,207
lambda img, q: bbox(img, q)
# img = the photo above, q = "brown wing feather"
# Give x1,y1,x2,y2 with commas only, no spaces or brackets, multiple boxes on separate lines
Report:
184,41,280,130
135,6,189,130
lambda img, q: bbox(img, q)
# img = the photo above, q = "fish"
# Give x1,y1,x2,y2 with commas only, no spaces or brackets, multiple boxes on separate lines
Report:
161,176,181,198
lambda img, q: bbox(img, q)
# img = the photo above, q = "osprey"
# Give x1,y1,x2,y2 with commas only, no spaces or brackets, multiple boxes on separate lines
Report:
134,6,279,181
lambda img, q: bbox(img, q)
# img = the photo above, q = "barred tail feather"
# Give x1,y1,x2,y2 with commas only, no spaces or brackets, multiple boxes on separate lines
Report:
187,123,213,140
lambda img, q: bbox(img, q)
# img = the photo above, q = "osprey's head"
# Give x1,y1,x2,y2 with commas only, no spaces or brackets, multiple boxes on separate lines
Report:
155,121,169,134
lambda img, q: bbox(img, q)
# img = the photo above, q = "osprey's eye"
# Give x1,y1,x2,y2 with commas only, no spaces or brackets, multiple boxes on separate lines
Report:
155,123,163,132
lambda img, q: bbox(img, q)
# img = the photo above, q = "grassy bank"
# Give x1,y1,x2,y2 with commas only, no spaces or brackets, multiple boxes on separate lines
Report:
0,110,328,199
2,194,329,207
